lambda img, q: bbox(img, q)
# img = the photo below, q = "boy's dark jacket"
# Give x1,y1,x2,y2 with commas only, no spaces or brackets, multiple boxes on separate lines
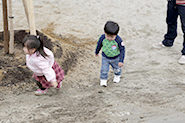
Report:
95,34,125,63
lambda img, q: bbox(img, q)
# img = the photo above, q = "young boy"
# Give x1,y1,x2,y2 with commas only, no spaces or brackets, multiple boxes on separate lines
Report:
95,21,125,87
153,0,185,64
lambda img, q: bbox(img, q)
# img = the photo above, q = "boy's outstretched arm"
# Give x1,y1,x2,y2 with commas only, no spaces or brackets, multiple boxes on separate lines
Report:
119,45,125,63
95,34,105,55
118,46,125,67
116,36,125,64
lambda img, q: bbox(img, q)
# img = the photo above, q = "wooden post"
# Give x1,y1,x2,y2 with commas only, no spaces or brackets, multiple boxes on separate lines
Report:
22,0,29,25
8,0,14,54
28,0,36,35
22,0,36,35
2,0,9,54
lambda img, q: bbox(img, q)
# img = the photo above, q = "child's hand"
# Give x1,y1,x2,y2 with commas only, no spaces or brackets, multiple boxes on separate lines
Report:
118,62,124,67
95,54,99,57
51,81,58,88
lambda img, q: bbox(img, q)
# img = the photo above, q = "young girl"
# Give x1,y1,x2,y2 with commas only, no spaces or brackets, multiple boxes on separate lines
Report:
23,35,64,95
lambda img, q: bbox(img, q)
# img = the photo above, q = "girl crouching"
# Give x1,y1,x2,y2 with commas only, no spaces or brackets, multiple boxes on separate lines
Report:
23,35,64,95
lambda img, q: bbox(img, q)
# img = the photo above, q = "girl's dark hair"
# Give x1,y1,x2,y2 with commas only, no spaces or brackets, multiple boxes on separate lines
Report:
22,35,48,58
104,21,119,35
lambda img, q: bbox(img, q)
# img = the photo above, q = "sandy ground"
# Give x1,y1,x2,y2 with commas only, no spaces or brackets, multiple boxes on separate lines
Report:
1,0,185,122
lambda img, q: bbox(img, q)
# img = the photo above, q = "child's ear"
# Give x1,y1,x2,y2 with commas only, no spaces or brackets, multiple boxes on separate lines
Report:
30,48,36,54
33,48,37,52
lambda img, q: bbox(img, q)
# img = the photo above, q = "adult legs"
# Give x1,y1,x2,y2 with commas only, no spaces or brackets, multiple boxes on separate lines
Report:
178,5,185,55
162,0,178,46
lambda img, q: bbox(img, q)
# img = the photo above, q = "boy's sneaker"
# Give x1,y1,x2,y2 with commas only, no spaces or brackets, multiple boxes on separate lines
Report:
100,79,107,87
113,75,121,83
35,89,47,96
178,55,185,65
152,42,166,49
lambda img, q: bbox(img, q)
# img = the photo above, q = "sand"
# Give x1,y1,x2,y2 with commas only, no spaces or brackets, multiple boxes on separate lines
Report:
0,0,185,122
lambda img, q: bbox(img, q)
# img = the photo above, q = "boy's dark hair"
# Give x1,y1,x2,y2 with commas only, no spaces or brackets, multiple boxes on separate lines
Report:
104,21,119,35
23,35,48,58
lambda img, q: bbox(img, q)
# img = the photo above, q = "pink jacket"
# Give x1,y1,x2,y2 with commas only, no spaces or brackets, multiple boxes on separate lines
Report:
26,47,56,82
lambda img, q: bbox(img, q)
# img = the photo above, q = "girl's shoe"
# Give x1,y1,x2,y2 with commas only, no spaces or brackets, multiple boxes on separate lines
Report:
178,55,185,65
35,89,47,96
113,75,121,83
57,81,62,89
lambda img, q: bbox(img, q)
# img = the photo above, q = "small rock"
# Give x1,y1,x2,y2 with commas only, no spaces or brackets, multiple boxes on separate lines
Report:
140,116,144,119
98,90,104,93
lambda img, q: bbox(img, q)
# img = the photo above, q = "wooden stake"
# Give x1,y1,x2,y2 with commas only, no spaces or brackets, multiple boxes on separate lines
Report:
28,0,36,35
2,0,9,54
22,0,36,35
22,0,29,25
8,0,14,54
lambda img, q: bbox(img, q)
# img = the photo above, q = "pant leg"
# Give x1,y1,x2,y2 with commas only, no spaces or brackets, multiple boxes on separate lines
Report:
163,0,178,46
100,56,110,80
33,79,46,90
110,57,122,76
177,5,185,55
182,34,185,55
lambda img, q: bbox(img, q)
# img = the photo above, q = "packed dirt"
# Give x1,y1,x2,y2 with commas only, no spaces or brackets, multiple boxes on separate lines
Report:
1,0,185,123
